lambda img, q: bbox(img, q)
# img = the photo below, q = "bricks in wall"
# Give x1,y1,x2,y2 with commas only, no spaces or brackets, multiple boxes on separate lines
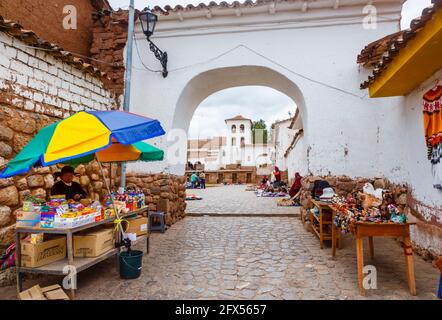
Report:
0,32,117,117
90,10,130,99
0,29,120,248
0,0,96,58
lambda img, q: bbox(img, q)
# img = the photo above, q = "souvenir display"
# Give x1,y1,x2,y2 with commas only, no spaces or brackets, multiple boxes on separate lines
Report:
277,198,299,207
21,195,100,229
19,188,146,230
331,190,407,234
186,194,203,201
319,187,337,202
105,188,146,214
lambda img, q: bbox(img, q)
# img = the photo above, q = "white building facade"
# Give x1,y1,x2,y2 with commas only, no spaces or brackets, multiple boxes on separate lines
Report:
124,1,442,252
187,115,274,170
271,117,294,171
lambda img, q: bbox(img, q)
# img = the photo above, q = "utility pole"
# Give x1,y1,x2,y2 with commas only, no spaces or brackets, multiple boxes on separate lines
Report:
120,0,135,189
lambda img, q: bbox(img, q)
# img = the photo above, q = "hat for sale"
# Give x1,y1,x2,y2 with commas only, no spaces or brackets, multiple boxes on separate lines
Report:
320,187,337,200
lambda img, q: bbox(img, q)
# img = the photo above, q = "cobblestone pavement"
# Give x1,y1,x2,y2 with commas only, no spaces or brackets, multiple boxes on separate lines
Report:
1,216,438,300
186,185,299,215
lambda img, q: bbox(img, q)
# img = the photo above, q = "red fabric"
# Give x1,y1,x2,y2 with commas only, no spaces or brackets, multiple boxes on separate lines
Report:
289,173,302,197
274,167,281,182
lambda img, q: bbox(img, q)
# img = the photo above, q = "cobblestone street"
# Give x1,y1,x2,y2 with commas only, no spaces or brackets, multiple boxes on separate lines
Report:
186,185,299,215
0,187,439,300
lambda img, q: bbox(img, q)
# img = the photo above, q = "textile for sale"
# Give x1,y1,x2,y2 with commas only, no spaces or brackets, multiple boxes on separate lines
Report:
423,85,442,189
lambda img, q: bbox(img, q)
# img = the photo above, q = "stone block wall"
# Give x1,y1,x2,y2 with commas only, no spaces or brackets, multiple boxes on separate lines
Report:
0,28,119,249
298,175,441,261
126,173,187,226
0,32,116,116
0,162,117,248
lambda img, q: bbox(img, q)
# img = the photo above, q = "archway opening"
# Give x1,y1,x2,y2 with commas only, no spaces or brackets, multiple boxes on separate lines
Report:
183,81,303,215
171,66,307,180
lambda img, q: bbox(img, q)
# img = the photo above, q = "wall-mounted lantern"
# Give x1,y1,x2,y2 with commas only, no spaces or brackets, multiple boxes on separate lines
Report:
139,9,168,78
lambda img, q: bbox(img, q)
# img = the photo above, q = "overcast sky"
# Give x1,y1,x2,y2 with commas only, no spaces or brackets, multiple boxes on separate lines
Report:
109,0,432,139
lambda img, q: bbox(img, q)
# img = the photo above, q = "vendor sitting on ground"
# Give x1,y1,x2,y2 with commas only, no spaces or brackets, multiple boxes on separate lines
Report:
51,166,87,201
260,176,269,189
273,166,282,188
289,172,303,198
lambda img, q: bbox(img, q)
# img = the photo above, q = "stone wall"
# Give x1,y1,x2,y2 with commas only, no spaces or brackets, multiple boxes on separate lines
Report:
0,150,118,285
298,175,441,261
126,173,187,226
0,27,118,248
0,32,116,116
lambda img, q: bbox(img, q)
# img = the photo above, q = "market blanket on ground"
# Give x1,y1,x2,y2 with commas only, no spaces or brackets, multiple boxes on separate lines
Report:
277,198,300,207
186,194,202,201
255,191,287,198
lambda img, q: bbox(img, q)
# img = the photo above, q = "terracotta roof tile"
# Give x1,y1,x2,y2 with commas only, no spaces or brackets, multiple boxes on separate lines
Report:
225,115,252,122
359,0,442,90
152,0,289,14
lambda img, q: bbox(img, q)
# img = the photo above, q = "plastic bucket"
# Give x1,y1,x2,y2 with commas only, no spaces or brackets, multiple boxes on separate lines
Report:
118,250,143,279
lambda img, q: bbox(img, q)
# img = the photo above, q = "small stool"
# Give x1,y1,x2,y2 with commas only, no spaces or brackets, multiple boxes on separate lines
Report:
148,211,166,233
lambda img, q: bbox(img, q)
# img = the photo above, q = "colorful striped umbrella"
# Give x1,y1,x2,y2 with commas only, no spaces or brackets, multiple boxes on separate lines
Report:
65,141,164,165
0,110,165,178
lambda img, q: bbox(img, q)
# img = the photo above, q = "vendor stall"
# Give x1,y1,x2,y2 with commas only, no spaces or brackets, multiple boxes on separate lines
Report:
305,180,417,296
326,187,416,296
0,110,165,298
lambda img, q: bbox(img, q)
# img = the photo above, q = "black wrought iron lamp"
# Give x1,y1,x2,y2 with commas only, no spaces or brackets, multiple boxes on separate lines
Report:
139,9,168,78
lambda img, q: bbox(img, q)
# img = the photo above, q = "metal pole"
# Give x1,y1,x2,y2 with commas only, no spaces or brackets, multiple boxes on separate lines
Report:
120,0,136,189
96,157,125,236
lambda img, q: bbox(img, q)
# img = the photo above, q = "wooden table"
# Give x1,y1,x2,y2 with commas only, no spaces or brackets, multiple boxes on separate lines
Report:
310,199,340,249
330,212,416,296
15,207,149,299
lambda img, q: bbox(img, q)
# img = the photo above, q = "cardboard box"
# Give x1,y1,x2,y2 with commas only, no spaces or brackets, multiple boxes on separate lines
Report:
16,210,40,227
73,227,115,258
124,216,148,236
21,237,66,268
19,284,70,300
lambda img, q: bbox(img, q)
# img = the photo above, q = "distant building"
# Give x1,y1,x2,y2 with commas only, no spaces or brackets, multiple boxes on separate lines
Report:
187,115,274,171
272,109,305,183
271,117,294,172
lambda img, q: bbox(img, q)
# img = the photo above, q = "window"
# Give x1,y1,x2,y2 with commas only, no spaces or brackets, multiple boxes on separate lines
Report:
240,124,245,133
231,125,236,133
232,137,236,145
241,137,245,147
222,150,226,157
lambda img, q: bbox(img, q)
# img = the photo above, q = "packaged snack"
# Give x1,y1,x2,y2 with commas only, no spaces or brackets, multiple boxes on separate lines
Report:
40,213,55,228
22,201,34,212
30,233,44,244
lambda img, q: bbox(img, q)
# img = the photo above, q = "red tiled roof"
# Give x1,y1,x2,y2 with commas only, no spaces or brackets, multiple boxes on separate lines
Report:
152,0,278,14
359,0,442,90
225,115,252,122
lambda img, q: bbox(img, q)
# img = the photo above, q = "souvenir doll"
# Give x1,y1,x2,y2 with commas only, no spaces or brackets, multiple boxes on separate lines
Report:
388,204,407,224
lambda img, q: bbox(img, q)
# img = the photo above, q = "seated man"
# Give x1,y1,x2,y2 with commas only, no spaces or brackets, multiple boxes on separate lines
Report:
51,166,87,201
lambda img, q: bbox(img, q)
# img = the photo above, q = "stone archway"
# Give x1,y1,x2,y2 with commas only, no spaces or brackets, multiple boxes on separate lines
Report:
169,65,306,175
128,0,404,180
